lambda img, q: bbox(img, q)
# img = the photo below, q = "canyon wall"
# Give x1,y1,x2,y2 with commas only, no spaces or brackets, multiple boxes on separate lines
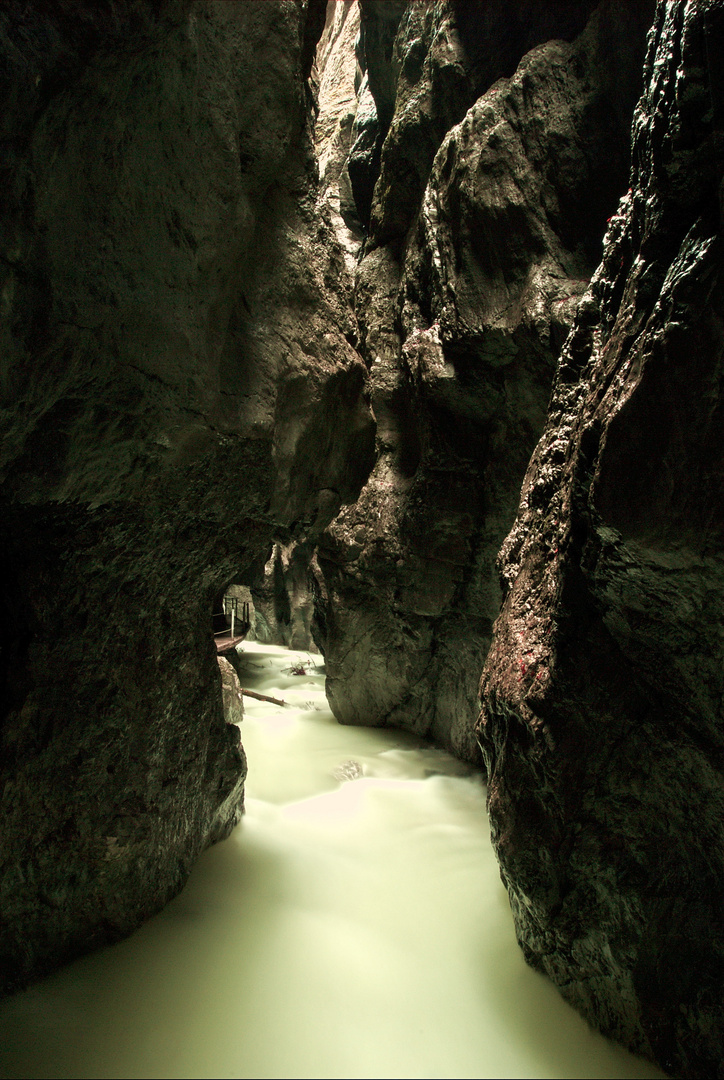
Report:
479,2,724,1076
314,0,654,759
0,0,373,991
2,3,722,1075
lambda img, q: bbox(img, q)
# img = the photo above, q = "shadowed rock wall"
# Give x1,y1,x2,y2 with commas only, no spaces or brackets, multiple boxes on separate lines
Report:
315,0,654,760
479,2,724,1075
0,0,374,992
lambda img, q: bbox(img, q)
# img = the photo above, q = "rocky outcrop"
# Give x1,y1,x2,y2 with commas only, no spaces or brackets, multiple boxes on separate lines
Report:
227,2,370,659
316,0,654,760
345,0,406,229
248,541,317,650
366,0,601,245
479,2,724,1075
313,0,363,265
0,0,374,992
217,657,244,727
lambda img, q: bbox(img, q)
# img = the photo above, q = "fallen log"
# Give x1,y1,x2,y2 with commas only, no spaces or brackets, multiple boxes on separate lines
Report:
241,688,289,707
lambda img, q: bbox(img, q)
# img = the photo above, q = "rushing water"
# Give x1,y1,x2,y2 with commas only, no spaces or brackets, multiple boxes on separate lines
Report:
0,643,664,1080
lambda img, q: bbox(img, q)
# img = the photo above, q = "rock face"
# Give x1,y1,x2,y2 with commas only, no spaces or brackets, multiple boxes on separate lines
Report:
217,657,244,727
315,0,654,760
0,0,374,992
479,2,724,1076
249,541,318,650
239,1,369,657
367,0,599,246
346,0,406,229
313,0,363,266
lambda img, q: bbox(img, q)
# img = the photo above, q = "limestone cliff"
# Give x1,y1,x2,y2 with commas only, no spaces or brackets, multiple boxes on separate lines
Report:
315,0,654,759
0,0,374,992
479,2,724,1075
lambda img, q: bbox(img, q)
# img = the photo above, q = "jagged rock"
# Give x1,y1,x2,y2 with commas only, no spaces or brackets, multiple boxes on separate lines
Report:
249,2,372,658
358,0,407,135
400,1,658,352
313,0,362,264
345,0,406,229
479,2,724,1076
316,0,654,761
217,657,244,727
368,0,601,246
346,72,381,232
315,0,359,181
348,0,594,238
0,0,374,993
250,541,318,651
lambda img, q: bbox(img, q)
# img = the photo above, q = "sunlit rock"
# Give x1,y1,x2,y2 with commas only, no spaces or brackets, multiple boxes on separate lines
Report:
314,0,364,264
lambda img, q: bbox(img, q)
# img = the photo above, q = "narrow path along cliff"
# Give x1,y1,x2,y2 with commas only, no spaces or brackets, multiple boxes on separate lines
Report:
0,644,663,1080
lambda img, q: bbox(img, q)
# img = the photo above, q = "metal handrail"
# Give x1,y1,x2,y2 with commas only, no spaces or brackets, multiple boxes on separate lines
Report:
213,599,251,638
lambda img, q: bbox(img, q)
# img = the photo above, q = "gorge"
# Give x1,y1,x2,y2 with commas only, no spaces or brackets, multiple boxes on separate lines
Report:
0,2,722,1077
0,641,665,1078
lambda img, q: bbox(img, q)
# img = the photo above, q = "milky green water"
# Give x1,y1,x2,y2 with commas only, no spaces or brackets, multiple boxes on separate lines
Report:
0,643,664,1080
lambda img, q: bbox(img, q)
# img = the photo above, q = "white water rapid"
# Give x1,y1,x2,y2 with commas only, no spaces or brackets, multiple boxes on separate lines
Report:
0,643,664,1079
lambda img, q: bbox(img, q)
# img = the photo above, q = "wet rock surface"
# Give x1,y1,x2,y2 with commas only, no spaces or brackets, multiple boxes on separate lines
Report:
316,0,653,760
479,2,724,1075
0,0,373,992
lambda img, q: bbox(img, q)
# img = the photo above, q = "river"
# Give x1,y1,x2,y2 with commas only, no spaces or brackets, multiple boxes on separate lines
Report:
0,642,663,1079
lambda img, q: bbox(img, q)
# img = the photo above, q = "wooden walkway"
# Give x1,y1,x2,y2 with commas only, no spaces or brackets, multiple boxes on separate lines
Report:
215,633,248,655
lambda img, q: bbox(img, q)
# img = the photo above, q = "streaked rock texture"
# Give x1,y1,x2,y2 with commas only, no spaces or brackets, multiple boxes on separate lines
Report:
313,0,363,265
217,657,244,727
479,2,724,1075
316,0,654,760
0,0,373,992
